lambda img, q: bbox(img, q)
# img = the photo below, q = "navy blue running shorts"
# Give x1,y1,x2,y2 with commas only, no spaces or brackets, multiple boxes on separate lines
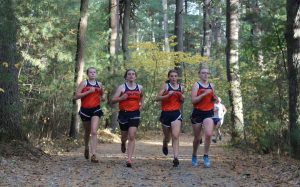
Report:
160,110,182,127
79,106,103,122
118,110,140,131
212,117,221,125
190,109,214,124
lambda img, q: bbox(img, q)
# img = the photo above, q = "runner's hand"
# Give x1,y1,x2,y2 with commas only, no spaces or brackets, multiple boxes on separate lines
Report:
120,93,128,101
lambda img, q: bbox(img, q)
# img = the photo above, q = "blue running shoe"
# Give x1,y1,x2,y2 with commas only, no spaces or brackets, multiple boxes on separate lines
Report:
192,155,198,166
203,155,211,168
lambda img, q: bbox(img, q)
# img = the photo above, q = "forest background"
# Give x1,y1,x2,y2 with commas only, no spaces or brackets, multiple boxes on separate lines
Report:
0,0,299,159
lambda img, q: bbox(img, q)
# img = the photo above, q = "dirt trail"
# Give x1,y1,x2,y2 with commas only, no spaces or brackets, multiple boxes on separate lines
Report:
1,133,299,186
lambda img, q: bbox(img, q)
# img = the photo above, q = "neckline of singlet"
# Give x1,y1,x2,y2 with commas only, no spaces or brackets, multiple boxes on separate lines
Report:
87,79,98,86
125,82,138,91
168,83,181,91
197,82,211,89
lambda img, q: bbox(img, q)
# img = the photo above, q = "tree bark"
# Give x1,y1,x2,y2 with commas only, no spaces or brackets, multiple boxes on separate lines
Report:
174,0,184,52
0,0,26,141
212,6,222,46
162,0,170,52
226,0,244,141
70,0,89,138
286,0,300,159
174,0,184,78
250,0,264,70
109,0,120,131
201,0,212,57
122,0,131,61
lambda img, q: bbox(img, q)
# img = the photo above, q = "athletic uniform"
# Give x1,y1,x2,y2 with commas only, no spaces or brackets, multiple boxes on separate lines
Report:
79,80,104,121
118,83,142,131
212,103,225,125
191,82,214,124
160,83,183,127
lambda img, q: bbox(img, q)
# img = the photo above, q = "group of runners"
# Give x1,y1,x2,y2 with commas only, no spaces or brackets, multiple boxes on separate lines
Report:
74,66,226,168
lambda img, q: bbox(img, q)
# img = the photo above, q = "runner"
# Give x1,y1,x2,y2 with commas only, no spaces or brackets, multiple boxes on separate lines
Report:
212,97,227,143
74,67,105,163
190,66,217,168
155,69,184,167
111,69,144,167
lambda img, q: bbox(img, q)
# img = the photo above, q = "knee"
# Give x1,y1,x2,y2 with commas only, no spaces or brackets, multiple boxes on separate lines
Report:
90,129,97,136
194,137,201,143
205,132,213,139
128,135,135,141
172,134,179,140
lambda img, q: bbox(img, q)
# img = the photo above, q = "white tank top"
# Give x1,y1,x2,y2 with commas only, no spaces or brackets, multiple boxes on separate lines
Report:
213,103,224,119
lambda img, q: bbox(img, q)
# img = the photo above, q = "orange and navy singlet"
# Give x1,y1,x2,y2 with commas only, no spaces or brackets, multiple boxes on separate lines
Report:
193,82,214,111
161,83,183,111
119,83,142,111
81,80,102,108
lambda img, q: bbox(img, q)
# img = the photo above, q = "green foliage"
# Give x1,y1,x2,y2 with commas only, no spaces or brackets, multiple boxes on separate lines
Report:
128,41,208,130
12,0,296,158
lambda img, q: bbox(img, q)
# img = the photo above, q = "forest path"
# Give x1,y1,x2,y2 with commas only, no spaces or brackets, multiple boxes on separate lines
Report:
1,133,299,186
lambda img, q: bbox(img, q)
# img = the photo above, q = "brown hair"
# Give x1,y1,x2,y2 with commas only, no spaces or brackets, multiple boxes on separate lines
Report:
167,69,178,77
124,69,137,79
166,69,179,83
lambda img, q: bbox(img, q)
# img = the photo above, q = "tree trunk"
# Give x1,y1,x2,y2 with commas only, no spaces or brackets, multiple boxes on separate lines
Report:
0,0,26,141
250,0,264,70
69,0,89,138
201,0,212,57
226,0,244,141
122,0,131,61
174,0,184,52
174,0,184,77
212,6,222,46
286,0,300,159
109,0,120,131
162,0,170,52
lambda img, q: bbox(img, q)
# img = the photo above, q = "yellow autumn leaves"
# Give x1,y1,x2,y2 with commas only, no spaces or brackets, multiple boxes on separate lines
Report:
1,62,22,70
1,62,22,93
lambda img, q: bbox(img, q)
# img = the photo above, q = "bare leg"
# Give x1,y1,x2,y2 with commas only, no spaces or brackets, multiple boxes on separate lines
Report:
83,121,91,150
121,130,128,153
127,127,137,161
162,125,171,155
192,123,202,156
121,130,128,144
90,116,100,155
203,118,214,155
83,121,91,159
171,120,181,158
162,125,171,144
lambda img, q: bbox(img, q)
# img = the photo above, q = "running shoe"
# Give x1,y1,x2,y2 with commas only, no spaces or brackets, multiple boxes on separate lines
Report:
91,154,99,163
126,160,132,168
84,148,89,159
203,155,211,168
121,142,126,153
173,158,179,167
192,155,198,166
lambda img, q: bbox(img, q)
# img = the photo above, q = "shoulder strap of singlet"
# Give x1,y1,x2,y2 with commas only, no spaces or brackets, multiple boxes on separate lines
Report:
197,82,212,89
197,82,202,89
208,83,212,89
136,84,140,91
124,83,129,91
